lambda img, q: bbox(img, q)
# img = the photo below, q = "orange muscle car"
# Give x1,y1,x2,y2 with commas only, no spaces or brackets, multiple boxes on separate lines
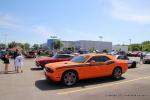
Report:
45,54,128,86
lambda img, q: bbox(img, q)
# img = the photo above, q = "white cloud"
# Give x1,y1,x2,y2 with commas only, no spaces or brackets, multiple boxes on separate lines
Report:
0,14,21,29
111,0,150,24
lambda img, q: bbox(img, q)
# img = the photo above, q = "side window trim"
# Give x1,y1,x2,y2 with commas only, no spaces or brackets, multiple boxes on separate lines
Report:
88,56,110,63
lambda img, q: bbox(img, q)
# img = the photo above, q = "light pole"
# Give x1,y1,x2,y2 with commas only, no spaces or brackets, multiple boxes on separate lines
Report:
99,36,103,41
98,36,103,52
59,38,61,51
4,33,7,49
129,39,132,51
141,43,143,52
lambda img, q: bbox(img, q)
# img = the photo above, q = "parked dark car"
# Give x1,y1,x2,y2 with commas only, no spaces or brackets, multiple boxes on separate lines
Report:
127,51,141,57
35,54,74,69
143,54,150,64
24,51,37,58
0,50,6,59
115,55,137,68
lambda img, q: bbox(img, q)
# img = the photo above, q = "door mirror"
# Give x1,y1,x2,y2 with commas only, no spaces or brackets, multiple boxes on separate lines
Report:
105,60,115,65
90,60,96,64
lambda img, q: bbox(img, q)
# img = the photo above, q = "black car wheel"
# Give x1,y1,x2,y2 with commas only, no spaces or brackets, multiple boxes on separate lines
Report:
112,67,122,80
41,66,45,69
62,71,77,86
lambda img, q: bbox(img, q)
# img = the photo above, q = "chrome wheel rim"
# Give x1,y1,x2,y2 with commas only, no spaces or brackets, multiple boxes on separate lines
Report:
114,68,122,79
63,72,76,86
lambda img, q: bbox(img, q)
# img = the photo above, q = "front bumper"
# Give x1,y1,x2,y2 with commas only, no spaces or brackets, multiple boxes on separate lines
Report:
44,68,61,82
35,61,40,67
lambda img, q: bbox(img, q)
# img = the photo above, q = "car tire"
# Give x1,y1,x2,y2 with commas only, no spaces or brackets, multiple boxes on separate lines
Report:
41,66,45,69
112,67,122,80
131,62,136,68
62,71,77,86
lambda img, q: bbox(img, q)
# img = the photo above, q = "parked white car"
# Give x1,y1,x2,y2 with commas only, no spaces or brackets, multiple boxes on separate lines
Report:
114,55,137,68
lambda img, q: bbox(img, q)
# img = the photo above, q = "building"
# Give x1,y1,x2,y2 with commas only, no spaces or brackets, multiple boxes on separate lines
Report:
112,45,128,52
63,41,75,49
62,40,112,52
45,39,112,52
74,40,112,52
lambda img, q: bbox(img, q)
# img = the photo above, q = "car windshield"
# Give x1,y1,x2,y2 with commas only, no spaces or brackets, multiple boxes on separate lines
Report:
71,55,89,63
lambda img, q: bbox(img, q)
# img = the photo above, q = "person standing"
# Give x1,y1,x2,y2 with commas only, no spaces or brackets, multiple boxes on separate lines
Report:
1,54,10,74
14,53,24,73
13,49,19,71
140,52,143,64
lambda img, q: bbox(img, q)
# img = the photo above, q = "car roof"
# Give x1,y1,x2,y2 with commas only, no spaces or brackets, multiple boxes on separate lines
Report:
81,53,115,59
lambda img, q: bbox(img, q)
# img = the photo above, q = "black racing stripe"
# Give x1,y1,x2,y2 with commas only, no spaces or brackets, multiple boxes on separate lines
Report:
56,63,105,69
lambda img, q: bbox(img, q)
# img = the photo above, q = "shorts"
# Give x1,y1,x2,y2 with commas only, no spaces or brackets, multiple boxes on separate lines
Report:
15,65,22,68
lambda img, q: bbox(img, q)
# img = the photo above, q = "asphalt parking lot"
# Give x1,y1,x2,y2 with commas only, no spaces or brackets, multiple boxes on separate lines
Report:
0,58,150,100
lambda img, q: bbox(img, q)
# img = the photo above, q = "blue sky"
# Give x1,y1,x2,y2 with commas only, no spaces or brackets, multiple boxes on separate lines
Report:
0,0,150,45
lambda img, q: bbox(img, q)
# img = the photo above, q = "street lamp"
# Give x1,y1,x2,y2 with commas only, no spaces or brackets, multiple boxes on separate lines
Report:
99,36,103,41
4,33,7,49
129,39,132,51
141,43,143,52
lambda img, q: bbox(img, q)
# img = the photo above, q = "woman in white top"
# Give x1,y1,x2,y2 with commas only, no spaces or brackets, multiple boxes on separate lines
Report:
15,53,24,73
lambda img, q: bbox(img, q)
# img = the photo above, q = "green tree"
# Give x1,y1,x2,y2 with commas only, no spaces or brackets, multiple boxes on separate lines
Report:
32,44,40,50
143,44,150,52
0,43,6,49
17,43,24,49
88,47,95,53
54,39,64,50
24,43,30,50
128,44,141,51
142,41,150,45
8,41,17,48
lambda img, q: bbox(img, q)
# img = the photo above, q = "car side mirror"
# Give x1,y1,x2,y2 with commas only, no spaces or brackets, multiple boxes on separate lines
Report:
90,60,96,65
105,60,115,65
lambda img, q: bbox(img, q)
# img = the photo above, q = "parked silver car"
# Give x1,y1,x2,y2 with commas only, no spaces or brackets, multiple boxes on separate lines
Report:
114,55,137,68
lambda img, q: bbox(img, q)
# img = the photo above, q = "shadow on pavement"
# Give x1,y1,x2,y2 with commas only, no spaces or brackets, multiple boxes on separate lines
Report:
30,67,43,71
0,71,17,74
35,77,125,91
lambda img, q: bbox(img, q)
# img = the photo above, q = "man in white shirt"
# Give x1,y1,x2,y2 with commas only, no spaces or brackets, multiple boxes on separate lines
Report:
15,53,24,73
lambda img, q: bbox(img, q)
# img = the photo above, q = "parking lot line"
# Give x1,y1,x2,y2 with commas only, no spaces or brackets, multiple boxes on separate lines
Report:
57,75,150,95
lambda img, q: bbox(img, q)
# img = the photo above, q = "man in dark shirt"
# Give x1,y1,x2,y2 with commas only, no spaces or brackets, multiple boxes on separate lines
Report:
13,49,19,59
1,54,10,74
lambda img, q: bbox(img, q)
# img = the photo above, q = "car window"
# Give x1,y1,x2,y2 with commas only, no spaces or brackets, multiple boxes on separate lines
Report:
52,54,71,58
88,56,110,62
117,56,125,59
59,55,70,58
71,55,89,63
117,56,128,60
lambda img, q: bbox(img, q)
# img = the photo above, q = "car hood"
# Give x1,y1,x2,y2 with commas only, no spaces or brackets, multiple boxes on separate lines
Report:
45,61,83,70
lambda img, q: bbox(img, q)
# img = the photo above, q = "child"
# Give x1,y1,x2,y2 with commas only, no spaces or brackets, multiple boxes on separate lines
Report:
1,54,10,74
15,53,24,73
